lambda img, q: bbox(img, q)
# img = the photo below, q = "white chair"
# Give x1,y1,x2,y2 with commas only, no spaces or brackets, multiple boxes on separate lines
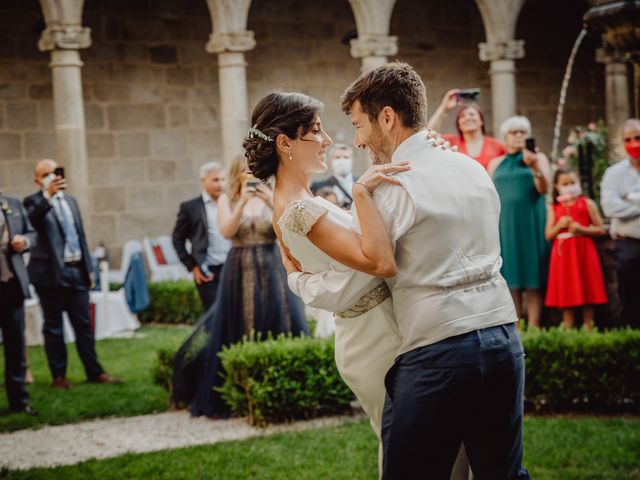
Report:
142,236,192,283
108,240,144,285
91,260,140,339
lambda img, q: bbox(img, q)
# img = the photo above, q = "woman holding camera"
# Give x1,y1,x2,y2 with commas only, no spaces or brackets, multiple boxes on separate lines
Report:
487,116,551,329
172,155,308,418
427,89,506,169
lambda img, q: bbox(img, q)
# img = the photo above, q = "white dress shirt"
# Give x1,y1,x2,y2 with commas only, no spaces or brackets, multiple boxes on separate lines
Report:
202,192,231,269
601,158,640,240
290,131,517,355
44,191,82,262
333,175,354,207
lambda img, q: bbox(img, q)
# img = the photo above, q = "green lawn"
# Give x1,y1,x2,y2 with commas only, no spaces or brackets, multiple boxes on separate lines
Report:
0,325,190,432
2,417,638,479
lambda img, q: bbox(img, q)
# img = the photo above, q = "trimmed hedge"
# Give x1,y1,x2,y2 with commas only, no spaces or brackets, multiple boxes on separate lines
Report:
138,280,203,324
521,327,640,413
217,335,353,426
154,328,640,425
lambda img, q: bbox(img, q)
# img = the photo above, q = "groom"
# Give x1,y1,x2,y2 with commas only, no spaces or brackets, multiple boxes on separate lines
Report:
288,63,529,479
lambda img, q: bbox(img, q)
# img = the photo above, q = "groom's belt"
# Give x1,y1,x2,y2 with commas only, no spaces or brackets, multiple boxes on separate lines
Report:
335,282,391,318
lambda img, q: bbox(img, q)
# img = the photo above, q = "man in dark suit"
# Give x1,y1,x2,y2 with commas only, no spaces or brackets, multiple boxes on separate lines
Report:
310,143,356,209
24,159,119,389
172,162,231,310
0,192,37,415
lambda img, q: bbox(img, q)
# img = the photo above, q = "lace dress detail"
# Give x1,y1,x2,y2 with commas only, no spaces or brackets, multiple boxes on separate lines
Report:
233,203,277,246
171,199,308,418
277,199,328,237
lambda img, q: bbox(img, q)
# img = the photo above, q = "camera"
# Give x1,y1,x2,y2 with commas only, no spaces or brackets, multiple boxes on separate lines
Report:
54,167,65,178
246,174,260,189
457,88,480,102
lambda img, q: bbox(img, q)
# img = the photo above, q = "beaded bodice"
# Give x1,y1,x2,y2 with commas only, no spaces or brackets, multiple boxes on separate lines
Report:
232,202,276,246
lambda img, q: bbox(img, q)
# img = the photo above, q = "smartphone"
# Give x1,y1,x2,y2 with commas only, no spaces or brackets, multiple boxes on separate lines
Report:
246,174,260,189
457,88,480,101
525,138,536,152
54,167,65,178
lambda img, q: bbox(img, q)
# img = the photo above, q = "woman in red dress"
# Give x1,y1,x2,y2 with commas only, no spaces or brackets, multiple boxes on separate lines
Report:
545,168,607,329
427,89,506,169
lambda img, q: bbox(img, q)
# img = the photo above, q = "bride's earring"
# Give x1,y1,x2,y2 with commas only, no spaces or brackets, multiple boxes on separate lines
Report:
288,151,293,161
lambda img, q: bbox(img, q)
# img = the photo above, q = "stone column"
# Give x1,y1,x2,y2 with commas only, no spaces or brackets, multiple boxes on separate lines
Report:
37,5,91,212
474,0,526,135
347,0,398,72
350,35,398,72
479,39,525,135
596,47,631,159
206,32,256,165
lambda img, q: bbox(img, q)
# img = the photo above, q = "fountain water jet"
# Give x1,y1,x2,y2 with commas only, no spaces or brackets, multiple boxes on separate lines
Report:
551,28,588,160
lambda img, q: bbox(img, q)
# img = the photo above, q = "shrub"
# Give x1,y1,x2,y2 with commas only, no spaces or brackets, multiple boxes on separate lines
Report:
218,335,353,426
154,328,640,425
138,280,203,324
521,328,640,413
153,347,177,394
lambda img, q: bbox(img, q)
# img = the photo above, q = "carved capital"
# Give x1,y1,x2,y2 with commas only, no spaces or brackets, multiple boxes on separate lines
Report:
478,39,525,62
38,25,91,51
206,31,256,54
350,35,398,59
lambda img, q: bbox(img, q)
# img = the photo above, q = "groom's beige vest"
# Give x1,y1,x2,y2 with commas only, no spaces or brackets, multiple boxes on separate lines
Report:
387,133,517,355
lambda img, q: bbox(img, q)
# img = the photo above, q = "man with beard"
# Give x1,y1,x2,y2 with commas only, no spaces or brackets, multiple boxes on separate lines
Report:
288,63,529,479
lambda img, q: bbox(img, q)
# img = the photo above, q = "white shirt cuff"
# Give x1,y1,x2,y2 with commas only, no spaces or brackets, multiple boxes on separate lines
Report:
287,272,303,297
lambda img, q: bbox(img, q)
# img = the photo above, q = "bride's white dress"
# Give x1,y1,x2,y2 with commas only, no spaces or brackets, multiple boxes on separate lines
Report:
278,196,401,444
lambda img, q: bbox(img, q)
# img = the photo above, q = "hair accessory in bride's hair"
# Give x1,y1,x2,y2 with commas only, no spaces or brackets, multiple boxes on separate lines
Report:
248,124,274,142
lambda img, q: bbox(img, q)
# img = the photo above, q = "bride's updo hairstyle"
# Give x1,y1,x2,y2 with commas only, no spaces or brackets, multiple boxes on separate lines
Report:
243,92,323,181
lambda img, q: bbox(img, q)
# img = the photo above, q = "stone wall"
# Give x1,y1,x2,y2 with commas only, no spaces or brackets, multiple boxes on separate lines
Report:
0,0,606,264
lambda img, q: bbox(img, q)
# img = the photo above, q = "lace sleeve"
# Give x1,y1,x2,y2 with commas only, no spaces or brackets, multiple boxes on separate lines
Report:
278,199,329,237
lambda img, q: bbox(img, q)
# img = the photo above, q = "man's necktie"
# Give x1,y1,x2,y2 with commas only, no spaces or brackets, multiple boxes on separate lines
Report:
57,197,81,256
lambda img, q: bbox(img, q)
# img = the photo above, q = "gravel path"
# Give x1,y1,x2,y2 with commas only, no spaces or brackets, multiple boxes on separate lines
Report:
0,412,362,471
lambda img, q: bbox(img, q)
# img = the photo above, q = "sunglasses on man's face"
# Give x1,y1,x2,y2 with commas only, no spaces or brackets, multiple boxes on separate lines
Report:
623,134,640,143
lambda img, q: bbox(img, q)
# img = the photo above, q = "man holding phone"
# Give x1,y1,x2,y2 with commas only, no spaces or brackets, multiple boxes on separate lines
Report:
23,159,119,389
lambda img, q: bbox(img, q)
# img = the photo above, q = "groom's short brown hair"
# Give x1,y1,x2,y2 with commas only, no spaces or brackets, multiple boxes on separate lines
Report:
341,62,427,130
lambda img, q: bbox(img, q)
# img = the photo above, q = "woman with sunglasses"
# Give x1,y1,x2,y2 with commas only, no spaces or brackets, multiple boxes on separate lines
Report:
488,116,551,329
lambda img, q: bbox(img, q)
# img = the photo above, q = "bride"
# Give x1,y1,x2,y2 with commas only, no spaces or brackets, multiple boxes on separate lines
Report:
243,91,469,478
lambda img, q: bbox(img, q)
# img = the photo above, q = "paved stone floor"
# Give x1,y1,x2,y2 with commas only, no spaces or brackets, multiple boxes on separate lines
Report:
0,411,362,471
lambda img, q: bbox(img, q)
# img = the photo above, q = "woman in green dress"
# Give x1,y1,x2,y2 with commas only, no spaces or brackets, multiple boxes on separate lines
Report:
488,116,551,328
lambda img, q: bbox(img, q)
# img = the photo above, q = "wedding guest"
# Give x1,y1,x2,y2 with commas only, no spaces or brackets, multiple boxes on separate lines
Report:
315,186,339,206
427,89,506,169
545,168,607,330
172,162,231,310
311,144,356,209
601,118,640,328
24,159,120,389
172,156,308,418
488,117,551,328
0,192,37,415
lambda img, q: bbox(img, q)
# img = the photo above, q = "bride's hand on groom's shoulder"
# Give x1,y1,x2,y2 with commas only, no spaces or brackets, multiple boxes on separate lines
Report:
355,162,411,194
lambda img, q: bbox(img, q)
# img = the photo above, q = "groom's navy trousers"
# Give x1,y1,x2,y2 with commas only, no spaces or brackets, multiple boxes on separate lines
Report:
382,323,530,480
